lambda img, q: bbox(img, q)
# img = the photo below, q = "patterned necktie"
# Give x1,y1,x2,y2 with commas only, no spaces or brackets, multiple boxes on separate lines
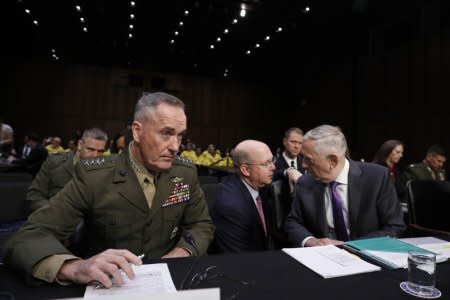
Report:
330,181,349,241
255,195,267,237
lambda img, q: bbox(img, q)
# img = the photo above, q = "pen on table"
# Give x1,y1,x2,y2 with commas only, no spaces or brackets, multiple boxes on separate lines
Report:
94,254,145,289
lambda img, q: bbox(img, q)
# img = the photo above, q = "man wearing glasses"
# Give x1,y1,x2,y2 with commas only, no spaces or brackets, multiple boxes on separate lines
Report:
210,139,275,253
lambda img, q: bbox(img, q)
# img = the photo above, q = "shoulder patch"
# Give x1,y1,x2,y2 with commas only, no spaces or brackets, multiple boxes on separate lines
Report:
173,155,195,168
80,156,117,171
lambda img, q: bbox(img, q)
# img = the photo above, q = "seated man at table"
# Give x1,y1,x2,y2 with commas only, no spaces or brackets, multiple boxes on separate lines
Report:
27,127,108,213
210,139,275,253
3,92,214,288
285,125,405,247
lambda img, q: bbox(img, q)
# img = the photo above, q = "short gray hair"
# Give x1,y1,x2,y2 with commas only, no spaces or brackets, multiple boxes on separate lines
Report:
304,125,347,157
134,92,185,122
232,147,251,167
82,127,108,141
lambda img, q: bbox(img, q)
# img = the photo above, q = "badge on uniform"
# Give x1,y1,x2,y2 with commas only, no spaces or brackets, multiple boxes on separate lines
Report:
162,181,190,207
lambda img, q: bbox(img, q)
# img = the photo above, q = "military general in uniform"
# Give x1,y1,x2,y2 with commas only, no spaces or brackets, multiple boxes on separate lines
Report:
404,145,447,181
26,127,108,213
4,92,214,288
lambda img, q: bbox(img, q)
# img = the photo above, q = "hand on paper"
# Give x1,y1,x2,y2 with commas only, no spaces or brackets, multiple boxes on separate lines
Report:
57,249,143,288
305,238,344,247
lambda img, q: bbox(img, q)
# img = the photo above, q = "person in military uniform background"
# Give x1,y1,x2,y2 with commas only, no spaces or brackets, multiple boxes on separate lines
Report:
27,127,108,213
4,92,214,288
404,145,447,181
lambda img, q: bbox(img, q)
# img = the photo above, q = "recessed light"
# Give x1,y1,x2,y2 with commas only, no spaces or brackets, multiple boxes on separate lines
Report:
25,9,31,14
129,33,133,38
130,14,135,19
240,9,246,18
75,5,81,12
33,20,39,25
246,50,251,55
130,1,135,7
216,37,221,42
179,21,184,26
83,27,88,32
232,19,238,24
80,17,85,22
224,29,229,34
255,43,260,48
276,27,282,32
170,39,175,44
174,31,179,36
265,35,270,41
184,10,189,16
129,24,134,29
210,44,215,49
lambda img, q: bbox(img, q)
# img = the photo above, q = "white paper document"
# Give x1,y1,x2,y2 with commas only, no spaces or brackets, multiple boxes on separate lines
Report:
400,237,450,263
283,245,380,278
84,263,176,299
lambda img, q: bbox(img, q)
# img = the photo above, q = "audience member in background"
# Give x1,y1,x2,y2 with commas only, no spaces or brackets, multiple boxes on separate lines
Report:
198,144,221,166
8,132,47,177
216,147,234,168
285,125,405,247
194,146,203,164
274,127,306,190
65,139,77,153
0,118,14,156
210,140,275,253
4,92,213,287
372,139,404,181
27,128,108,213
181,142,197,163
20,135,32,159
404,145,447,181
46,137,65,154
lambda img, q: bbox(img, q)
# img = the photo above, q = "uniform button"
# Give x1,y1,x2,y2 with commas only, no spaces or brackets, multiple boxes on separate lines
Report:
119,170,126,176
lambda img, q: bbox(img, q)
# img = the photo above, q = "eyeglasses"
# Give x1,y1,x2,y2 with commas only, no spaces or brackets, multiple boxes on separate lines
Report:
185,265,255,300
242,160,274,168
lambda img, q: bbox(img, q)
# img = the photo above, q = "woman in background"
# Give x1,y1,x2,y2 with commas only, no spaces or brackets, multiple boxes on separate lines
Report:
372,139,405,181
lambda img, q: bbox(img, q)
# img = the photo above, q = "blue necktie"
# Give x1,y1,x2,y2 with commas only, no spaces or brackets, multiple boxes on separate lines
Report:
330,181,349,241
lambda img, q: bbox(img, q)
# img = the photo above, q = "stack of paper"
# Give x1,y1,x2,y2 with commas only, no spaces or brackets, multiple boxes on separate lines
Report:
282,245,380,278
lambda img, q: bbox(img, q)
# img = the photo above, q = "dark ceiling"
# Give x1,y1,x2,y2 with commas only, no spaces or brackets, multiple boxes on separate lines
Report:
6,0,430,79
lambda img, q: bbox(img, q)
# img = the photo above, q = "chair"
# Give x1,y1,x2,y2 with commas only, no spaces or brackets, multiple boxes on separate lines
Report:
407,180,450,235
0,172,32,183
270,179,294,248
0,181,30,224
200,183,220,209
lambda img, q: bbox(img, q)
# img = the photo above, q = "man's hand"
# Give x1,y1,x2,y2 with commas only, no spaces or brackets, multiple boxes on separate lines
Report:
287,168,302,192
57,249,143,288
162,247,191,259
305,238,344,247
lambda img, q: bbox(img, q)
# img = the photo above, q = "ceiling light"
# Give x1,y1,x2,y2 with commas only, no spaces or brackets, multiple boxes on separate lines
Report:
246,50,251,55
83,27,88,32
130,1,135,7
130,14,135,19
210,44,215,49
25,9,31,14
80,17,85,22
174,31,179,36
224,73,228,77
170,39,175,44
240,9,246,18
225,69,229,73
129,33,133,38
224,28,229,34
33,20,39,25
276,27,282,32
75,5,81,12
304,6,310,12
265,35,270,41
184,10,189,16
179,21,184,26
216,37,221,42
129,24,134,29
255,43,260,48
232,19,238,24
51,49,55,53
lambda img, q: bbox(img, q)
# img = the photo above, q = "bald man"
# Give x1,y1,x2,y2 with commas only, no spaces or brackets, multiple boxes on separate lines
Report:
210,140,276,253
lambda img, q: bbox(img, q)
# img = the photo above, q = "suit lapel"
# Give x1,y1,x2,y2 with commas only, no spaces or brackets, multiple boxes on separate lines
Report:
347,161,362,239
115,152,149,214
235,176,265,232
311,182,328,236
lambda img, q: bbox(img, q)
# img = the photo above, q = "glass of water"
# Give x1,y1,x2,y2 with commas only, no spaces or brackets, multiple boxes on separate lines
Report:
406,250,439,297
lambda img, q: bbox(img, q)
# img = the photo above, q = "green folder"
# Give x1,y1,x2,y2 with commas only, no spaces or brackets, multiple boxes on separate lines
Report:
343,237,435,269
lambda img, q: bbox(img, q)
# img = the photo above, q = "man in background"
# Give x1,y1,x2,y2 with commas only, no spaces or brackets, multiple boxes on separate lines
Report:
27,128,108,213
405,145,447,181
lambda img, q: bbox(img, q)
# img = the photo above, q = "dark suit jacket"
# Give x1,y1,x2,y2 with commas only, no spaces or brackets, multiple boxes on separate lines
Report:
11,144,47,177
273,155,305,181
285,161,406,246
210,174,274,253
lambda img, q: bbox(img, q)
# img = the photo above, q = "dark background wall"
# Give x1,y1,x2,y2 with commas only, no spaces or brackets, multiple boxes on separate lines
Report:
3,1,449,173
